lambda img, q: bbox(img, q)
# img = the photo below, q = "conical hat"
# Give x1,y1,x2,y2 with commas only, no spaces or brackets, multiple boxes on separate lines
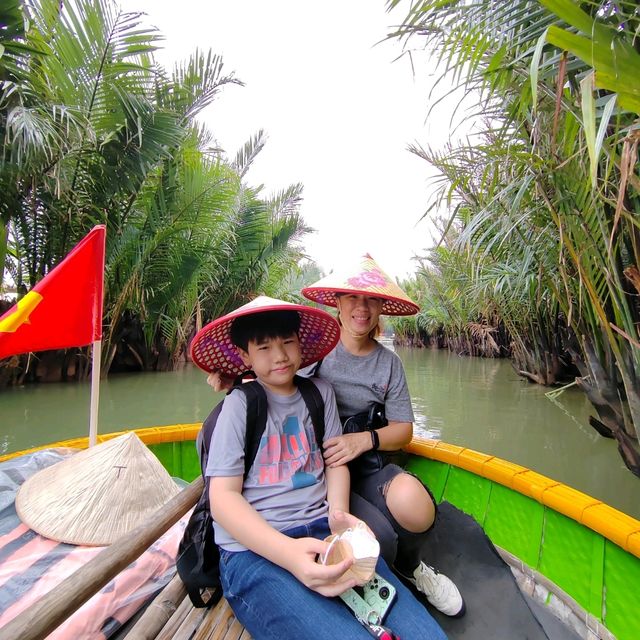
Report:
15,433,180,546
302,254,419,316
190,295,340,376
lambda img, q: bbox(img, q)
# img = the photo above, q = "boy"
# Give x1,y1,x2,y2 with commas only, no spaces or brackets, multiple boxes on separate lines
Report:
190,296,446,640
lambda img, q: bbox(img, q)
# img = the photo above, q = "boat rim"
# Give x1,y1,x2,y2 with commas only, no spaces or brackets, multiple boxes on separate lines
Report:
2,424,639,561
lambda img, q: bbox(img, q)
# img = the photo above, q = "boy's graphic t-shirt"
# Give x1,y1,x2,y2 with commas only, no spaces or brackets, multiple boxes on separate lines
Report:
206,377,342,552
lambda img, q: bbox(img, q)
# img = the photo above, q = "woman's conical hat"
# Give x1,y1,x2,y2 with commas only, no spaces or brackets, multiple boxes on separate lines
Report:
302,254,419,316
15,432,180,546
190,295,340,376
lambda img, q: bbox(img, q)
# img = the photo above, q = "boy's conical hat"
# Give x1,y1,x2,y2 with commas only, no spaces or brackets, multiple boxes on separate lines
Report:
302,254,419,316
15,432,180,546
190,295,340,376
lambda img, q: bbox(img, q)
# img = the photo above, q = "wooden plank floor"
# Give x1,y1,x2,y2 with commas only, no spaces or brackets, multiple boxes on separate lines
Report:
190,598,252,640
123,574,251,640
155,596,252,640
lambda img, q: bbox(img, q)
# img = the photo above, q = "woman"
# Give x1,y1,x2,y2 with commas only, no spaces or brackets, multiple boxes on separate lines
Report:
301,254,464,618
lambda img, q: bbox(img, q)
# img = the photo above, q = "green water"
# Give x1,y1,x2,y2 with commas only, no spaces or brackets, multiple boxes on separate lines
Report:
1,343,638,519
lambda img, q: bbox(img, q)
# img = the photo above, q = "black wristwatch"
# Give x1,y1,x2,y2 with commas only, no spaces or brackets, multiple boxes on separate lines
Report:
370,429,380,450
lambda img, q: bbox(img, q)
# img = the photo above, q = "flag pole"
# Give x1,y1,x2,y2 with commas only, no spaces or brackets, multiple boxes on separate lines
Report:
89,339,102,447
89,225,106,447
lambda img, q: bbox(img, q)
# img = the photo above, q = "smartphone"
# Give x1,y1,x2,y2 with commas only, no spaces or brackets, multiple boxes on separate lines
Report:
340,573,397,626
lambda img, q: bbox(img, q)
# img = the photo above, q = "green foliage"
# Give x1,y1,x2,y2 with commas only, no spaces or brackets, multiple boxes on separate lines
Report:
541,0,640,112
390,0,640,472
1,0,309,375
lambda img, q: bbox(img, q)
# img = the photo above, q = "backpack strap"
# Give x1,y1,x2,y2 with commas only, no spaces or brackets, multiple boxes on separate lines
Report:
198,403,224,476
234,381,268,479
294,375,325,447
179,378,266,609
307,359,323,376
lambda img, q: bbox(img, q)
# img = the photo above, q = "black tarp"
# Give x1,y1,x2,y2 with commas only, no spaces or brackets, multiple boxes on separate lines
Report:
406,502,582,640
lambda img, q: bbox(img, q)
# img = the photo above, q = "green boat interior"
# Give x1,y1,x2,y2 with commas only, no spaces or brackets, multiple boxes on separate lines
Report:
1,433,637,640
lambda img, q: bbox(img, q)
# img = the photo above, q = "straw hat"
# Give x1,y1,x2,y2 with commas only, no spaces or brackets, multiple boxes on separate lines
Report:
15,432,180,546
302,254,419,316
190,295,340,376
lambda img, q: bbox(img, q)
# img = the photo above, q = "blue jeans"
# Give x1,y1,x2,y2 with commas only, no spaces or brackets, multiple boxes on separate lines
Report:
219,517,447,640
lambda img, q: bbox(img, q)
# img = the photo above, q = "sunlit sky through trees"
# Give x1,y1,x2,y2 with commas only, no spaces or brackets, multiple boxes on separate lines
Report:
121,0,473,280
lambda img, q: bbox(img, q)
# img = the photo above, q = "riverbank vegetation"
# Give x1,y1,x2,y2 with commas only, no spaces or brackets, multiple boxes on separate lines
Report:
0,0,310,383
387,0,640,474
2,0,639,476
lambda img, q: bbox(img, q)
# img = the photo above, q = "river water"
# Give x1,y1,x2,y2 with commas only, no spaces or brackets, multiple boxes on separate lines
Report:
1,342,638,519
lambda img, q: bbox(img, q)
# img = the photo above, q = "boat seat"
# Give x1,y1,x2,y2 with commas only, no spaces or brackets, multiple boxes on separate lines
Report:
161,596,252,640
122,574,252,640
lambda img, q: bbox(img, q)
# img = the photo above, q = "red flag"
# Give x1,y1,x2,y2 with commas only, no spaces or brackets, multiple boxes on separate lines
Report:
0,226,106,359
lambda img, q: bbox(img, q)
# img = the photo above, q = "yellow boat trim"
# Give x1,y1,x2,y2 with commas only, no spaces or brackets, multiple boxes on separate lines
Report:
2,425,639,558
0,424,203,461
407,438,640,559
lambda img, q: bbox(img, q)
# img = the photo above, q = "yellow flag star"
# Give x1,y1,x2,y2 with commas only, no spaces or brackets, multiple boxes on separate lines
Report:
0,291,44,333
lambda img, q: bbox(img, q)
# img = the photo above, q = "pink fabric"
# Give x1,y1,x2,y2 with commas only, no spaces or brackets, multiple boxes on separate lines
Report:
347,268,388,289
0,516,187,639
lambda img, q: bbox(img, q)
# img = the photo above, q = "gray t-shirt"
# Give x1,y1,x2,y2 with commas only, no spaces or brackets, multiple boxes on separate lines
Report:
316,341,415,423
205,378,342,552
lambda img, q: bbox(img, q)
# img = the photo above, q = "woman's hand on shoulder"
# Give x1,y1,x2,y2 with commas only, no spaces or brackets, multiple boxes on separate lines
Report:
206,370,234,392
323,432,371,467
284,537,356,597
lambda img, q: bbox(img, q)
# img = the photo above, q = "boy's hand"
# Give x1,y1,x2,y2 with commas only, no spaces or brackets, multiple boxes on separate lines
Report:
285,537,357,597
206,370,234,392
323,432,371,466
329,510,374,538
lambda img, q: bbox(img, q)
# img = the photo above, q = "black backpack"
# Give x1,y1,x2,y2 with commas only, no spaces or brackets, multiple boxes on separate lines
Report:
176,374,326,607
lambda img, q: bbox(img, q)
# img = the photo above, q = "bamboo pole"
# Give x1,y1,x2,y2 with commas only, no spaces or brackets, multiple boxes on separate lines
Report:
124,573,188,640
88,338,102,447
168,604,210,640
154,593,196,640
194,599,243,640
0,476,203,640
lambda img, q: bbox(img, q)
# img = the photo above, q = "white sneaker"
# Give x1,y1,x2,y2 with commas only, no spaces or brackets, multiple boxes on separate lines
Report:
410,562,465,617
